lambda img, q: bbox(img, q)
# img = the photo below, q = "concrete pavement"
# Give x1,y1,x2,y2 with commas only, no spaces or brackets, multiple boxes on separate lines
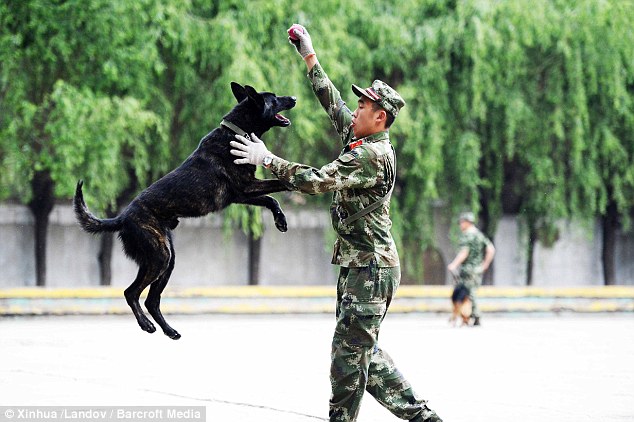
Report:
1,313,633,422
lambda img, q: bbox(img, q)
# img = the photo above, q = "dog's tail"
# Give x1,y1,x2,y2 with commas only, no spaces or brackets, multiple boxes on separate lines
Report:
73,180,123,234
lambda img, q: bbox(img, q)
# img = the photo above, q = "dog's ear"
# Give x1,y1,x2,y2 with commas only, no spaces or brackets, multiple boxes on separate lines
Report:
231,82,247,103
244,85,265,109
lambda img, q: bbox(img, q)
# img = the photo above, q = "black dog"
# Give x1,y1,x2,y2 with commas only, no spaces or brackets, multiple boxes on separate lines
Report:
74,82,296,339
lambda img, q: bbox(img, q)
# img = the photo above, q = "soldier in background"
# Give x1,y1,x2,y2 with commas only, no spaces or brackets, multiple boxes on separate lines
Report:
447,212,496,326
230,23,442,422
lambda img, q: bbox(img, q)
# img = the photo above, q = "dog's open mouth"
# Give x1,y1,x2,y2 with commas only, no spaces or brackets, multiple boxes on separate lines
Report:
275,113,291,126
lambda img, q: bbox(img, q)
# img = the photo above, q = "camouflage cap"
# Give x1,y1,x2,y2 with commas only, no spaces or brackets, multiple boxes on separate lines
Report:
351,80,405,118
458,212,476,223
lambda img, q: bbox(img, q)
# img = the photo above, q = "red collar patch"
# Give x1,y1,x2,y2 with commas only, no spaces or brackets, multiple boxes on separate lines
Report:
349,140,363,149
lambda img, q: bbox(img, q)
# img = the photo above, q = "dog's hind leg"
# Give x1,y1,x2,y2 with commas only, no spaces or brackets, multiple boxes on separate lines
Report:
460,299,473,325
121,227,172,335
145,233,181,340
124,264,160,334
235,195,287,232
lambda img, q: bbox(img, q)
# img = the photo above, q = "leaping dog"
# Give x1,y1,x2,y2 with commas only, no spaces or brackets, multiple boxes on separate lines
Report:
74,82,296,339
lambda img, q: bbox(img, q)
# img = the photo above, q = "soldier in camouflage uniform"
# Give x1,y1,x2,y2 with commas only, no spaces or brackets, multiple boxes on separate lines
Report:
447,212,496,326
230,24,442,422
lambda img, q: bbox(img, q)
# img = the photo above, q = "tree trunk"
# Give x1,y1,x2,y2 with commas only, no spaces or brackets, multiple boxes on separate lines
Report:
526,223,536,286
27,170,55,287
98,207,122,286
602,199,618,285
478,199,495,286
99,234,114,286
247,230,261,286
97,177,138,286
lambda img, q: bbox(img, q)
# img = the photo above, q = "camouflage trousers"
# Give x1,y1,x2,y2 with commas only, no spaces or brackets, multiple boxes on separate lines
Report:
330,264,430,422
459,271,483,318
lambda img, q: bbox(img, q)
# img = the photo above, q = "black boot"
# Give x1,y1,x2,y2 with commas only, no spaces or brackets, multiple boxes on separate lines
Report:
473,316,481,326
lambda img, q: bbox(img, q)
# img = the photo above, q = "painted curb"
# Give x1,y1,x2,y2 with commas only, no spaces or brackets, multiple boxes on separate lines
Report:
1,286,633,316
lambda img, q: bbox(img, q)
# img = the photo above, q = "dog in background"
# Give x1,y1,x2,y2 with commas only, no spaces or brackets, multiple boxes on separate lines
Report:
74,82,296,339
450,283,472,326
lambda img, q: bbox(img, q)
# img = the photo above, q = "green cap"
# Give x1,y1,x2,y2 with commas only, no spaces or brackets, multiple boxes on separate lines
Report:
458,212,476,223
351,80,405,118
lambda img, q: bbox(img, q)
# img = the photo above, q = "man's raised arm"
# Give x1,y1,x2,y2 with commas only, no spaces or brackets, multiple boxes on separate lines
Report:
288,24,353,144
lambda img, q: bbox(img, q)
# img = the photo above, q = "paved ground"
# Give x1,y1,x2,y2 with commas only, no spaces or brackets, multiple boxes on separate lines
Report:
1,313,633,422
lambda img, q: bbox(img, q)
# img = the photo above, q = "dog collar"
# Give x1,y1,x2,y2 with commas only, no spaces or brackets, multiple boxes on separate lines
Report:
221,119,249,138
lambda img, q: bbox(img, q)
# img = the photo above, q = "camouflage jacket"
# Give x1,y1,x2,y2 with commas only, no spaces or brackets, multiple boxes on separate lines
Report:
458,226,492,274
269,63,399,268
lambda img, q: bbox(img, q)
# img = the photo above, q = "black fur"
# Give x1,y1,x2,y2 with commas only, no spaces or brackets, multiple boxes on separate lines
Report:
451,283,469,304
74,82,296,339
450,282,472,326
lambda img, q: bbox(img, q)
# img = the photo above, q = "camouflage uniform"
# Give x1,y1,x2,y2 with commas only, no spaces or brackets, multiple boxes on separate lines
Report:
269,63,440,422
457,226,493,318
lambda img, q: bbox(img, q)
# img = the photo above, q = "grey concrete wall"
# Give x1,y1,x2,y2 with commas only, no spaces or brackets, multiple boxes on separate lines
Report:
2,203,634,287
108,216,253,287
260,209,337,285
532,221,603,286
491,216,527,286
0,204,335,287
431,211,634,286
0,205,36,286
431,205,454,285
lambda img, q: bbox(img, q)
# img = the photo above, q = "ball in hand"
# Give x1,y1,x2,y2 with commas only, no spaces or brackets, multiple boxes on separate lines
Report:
287,24,305,41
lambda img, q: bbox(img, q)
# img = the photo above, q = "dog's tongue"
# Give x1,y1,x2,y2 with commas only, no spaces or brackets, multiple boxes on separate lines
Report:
275,114,290,124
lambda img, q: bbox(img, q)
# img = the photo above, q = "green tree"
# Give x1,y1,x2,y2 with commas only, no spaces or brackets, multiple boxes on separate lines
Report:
385,0,634,284
2,0,634,287
0,1,169,285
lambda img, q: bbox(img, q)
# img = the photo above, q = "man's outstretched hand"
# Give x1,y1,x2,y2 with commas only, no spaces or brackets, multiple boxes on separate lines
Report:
287,24,315,59
230,133,272,166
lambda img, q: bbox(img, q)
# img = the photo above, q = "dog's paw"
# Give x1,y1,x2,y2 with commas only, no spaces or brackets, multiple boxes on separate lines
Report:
165,329,181,340
139,320,156,334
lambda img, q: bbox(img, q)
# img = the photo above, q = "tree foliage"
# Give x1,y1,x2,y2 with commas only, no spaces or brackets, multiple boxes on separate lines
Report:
1,0,633,284
0,0,169,206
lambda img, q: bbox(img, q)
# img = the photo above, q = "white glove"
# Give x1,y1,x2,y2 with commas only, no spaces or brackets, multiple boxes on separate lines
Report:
288,24,315,59
230,133,271,166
